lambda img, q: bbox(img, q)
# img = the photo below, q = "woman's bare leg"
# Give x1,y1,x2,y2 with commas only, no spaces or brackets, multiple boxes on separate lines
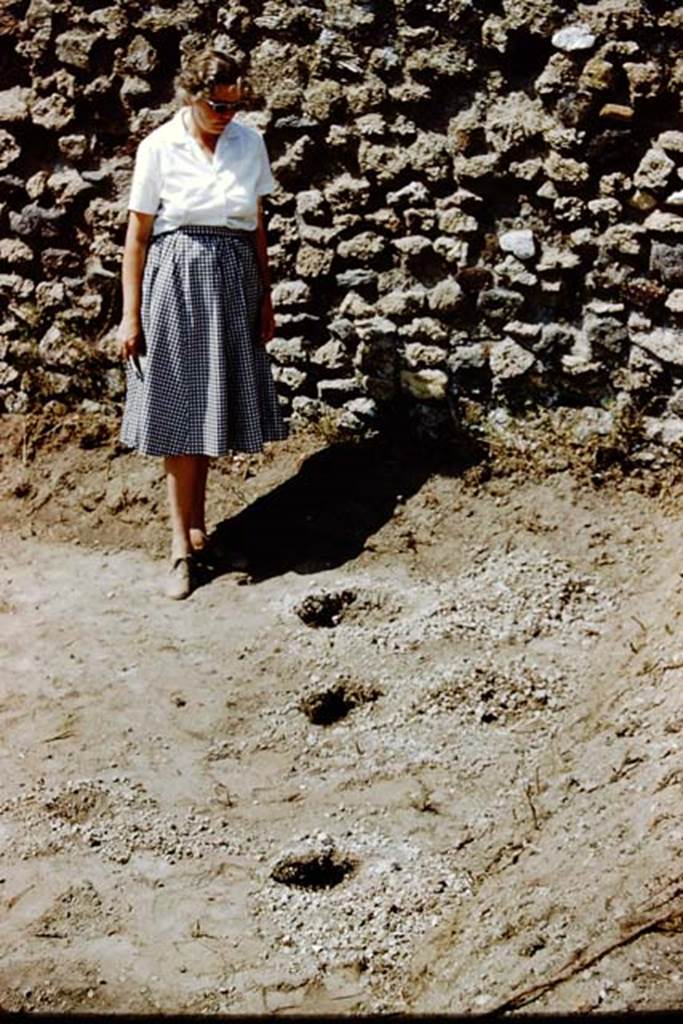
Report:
165,455,205,561
189,456,210,552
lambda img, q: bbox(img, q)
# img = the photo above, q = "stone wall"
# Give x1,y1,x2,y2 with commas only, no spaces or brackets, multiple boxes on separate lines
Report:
0,0,682,444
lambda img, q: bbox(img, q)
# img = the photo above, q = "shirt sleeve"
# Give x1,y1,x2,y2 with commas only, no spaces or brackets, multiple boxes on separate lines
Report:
254,133,276,196
128,137,162,214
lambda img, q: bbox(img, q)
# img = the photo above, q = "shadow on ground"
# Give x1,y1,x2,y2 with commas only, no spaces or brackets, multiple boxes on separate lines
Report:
207,431,484,583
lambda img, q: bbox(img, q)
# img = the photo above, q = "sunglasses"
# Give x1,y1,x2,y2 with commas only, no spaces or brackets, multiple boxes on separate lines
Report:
202,98,244,113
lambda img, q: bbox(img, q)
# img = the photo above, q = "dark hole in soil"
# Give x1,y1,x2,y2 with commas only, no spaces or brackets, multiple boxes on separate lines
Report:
299,680,382,725
271,850,355,890
295,588,357,628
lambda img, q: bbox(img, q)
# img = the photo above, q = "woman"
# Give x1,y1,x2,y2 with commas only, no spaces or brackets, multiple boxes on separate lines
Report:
117,49,288,600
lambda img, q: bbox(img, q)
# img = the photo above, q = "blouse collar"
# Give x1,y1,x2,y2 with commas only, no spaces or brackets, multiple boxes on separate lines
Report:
168,107,238,147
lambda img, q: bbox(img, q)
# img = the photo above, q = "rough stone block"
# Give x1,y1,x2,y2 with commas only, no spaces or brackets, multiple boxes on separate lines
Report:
552,24,596,52
544,151,590,186
447,344,489,372
489,338,535,380
55,29,102,69
296,190,327,222
494,255,538,288
273,365,308,391
650,241,683,286
498,229,536,260
584,314,628,355
399,318,448,344
42,249,81,276
271,280,311,307
317,378,361,405
303,80,344,120
386,182,431,207
427,278,464,313
477,288,525,322
31,94,74,131
438,209,478,235
335,269,377,290
403,343,447,369
400,369,449,401
58,134,90,162
125,35,158,74
634,147,676,193
358,141,410,182
631,328,683,367
344,397,378,420
339,291,375,317
0,129,20,170
324,174,371,211
266,338,308,365
311,340,349,371
0,86,30,123
643,211,683,236
296,245,334,278
0,238,32,265
336,232,385,263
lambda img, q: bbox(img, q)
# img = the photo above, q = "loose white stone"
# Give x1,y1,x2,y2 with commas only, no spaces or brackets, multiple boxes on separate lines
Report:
665,290,683,315
400,369,448,400
551,24,596,52
503,320,542,340
0,128,20,170
634,147,676,191
0,86,30,123
345,397,377,419
494,255,537,286
632,328,683,366
585,299,625,314
643,416,683,445
403,342,447,369
643,210,683,235
498,229,536,260
489,337,535,380
656,130,683,154
271,280,311,305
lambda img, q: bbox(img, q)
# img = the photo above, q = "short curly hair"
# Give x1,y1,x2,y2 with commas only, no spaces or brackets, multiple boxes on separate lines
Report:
175,48,251,102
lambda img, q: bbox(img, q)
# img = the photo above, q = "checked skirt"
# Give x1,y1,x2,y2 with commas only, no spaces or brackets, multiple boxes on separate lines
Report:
120,225,289,457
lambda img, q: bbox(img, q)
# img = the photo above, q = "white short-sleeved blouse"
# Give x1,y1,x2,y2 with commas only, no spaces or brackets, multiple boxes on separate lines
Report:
128,107,276,235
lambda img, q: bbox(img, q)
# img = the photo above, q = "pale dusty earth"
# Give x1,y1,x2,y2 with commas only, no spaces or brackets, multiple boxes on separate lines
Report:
0,411,681,1015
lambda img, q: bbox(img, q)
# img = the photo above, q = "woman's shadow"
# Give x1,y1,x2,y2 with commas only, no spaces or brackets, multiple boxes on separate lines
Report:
204,432,482,584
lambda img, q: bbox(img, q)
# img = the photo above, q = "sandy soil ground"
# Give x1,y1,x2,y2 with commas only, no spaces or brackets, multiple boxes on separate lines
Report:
0,414,681,1014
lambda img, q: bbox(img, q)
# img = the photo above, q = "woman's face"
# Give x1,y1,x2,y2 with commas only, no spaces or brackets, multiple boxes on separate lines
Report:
191,82,244,135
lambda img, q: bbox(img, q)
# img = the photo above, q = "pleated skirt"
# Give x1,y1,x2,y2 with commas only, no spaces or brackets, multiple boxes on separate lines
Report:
120,225,289,456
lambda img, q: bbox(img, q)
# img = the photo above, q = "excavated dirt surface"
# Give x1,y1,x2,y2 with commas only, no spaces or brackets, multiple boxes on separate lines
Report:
0,412,682,1015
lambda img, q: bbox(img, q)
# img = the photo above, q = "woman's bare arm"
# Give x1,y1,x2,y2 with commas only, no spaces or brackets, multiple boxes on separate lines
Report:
254,198,275,345
117,210,155,359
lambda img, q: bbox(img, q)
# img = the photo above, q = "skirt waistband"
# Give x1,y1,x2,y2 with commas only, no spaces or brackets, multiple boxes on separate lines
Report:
153,225,256,241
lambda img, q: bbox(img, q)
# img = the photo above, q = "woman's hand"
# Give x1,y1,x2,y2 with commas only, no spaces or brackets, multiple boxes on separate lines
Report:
117,312,143,360
259,291,275,346
118,211,154,361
